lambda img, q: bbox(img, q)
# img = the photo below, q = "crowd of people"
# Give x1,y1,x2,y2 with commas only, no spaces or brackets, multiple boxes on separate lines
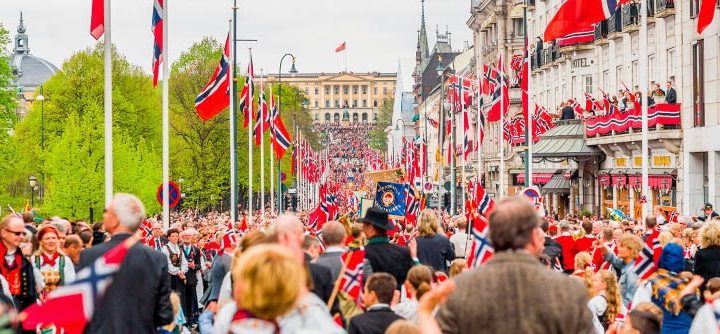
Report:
1,190,719,334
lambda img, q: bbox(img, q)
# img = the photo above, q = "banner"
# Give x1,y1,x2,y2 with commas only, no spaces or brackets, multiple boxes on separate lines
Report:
585,103,681,136
375,182,407,219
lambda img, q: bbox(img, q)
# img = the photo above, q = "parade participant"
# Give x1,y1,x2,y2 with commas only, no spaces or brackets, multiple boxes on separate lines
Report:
448,259,466,278
359,208,414,289
692,220,720,292
159,292,190,334
62,235,83,273
542,220,563,270
571,252,594,297
692,203,719,222
599,233,643,308
213,244,306,334
392,265,433,323
575,221,597,254
448,217,469,259
631,243,696,334
620,302,663,334
0,215,39,311
151,222,168,251
436,196,593,333
163,228,188,311
30,225,75,295
79,193,173,332
316,221,347,281
414,209,455,272
348,273,403,334
180,229,201,325
555,221,576,273
588,270,621,332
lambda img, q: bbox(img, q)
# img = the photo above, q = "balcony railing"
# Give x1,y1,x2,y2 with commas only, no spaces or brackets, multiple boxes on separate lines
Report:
532,44,561,69
595,20,609,40
621,3,655,29
585,103,681,137
609,8,623,34
654,0,674,15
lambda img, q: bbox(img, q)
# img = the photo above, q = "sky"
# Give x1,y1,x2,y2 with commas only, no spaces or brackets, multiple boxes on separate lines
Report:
0,0,474,90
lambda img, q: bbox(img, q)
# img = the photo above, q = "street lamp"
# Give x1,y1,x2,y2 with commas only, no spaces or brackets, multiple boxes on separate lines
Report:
277,53,297,214
36,86,46,201
28,175,37,207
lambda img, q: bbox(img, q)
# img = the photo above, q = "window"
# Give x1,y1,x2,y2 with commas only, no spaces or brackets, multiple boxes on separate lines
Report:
512,18,524,37
693,39,705,127
314,113,319,120
616,65,623,91
584,76,593,94
648,54,656,83
362,113,368,122
314,88,319,95
690,0,700,17
373,100,378,107
304,88,309,94
325,86,330,94
631,61,638,89
352,85,358,94
344,100,349,107
667,48,675,79
383,87,388,95
325,100,330,107
314,101,319,108
325,113,331,121
374,87,378,94
352,100,358,108
334,85,339,94
335,100,340,108
362,99,367,107
571,76,577,98
362,85,368,94
343,85,349,94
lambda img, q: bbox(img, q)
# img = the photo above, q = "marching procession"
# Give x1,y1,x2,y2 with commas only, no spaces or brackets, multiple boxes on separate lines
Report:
2,0,720,333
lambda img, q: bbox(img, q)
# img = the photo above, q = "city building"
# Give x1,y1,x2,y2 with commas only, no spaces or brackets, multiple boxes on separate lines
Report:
466,0,720,217
262,71,396,124
5,12,59,117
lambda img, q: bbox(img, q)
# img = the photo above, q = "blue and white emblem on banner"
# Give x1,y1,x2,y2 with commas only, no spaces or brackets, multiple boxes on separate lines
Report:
375,182,407,218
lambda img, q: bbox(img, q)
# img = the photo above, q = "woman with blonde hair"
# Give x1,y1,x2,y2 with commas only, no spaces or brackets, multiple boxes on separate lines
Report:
214,244,306,333
693,220,720,292
570,251,594,298
599,233,644,307
588,270,622,332
393,265,433,323
31,225,75,296
415,209,455,272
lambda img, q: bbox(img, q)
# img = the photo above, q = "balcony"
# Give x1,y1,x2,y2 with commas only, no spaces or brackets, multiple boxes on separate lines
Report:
608,8,623,39
585,103,680,144
531,44,562,71
594,20,609,45
621,2,655,33
654,0,675,18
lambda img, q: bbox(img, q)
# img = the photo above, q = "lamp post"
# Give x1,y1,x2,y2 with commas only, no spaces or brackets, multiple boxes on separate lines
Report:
436,60,446,212
36,87,46,200
29,175,37,207
277,53,297,214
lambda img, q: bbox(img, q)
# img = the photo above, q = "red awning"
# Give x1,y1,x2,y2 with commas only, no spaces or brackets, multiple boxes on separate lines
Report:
611,175,627,187
649,175,673,190
598,175,611,187
516,173,555,185
628,175,642,189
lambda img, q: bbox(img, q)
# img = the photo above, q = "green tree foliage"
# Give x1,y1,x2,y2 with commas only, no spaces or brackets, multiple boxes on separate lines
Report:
0,24,20,208
368,98,393,151
8,44,162,220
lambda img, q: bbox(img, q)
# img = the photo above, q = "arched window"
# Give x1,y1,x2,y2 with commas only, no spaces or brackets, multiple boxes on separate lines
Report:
325,113,331,122
362,113,368,122
334,113,340,122
352,113,359,122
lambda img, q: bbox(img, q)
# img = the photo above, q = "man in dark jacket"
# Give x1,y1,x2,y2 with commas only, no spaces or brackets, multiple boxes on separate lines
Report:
560,100,575,120
360,208,414,289
79,193,173,333
348,273,403,334
541,220,563,270
0,215,38,312
180,229,202,324
665,81,677,104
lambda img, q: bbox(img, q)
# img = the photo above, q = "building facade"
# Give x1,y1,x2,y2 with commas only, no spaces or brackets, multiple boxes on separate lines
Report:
262,71,396,124
467,0,720,217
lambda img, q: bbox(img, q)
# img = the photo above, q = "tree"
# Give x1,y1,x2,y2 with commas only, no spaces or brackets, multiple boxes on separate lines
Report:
8,44,162,220
368,98,393,151
0,24,20,208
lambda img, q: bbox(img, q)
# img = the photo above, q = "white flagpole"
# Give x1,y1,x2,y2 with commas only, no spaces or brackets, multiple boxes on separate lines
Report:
476,79,482,185
499,52,506,199
260,70,265,222
103,0,113,207
269,87,274,214
161,0,170,229
639,0,649,218
248,48,254,227
229,20,237,224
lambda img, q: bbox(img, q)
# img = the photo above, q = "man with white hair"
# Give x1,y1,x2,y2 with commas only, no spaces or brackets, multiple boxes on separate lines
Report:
79,193,173,333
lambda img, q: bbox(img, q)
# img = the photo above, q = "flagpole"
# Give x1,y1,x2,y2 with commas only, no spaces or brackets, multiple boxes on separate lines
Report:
476,80,482,190
524,0,533,188
248,48,254,226
103,0,113,207
269,87,275,214
639,0,649,218
229,17,237,224
161,0,170,229
260,70,266,223
499,51,506,199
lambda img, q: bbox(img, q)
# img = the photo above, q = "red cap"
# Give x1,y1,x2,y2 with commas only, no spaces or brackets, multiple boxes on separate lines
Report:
548,225,558,233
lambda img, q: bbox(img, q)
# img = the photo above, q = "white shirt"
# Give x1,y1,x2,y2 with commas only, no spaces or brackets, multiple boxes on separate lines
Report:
449,231,471,258
30,253,76,285
162,243,188,275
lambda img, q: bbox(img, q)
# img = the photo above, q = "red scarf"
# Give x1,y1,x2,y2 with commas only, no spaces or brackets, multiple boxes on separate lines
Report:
42,252,59,267
0,243,22,295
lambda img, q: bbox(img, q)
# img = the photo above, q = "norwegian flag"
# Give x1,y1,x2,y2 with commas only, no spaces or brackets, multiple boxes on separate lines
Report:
466,212,493,268
481,64,497,96
151,0,164,87
448,75,473,112
220,221,240,250
478,108,486,144
339,248,365,302
570,98,585,118
599,88,611,112
532,104,555,141
253,87,270,145
270,93,292,159
634,229,662,280
90,0,105,40
585,92,603,111
427,117,439,129
557,27,595,46
239,51,255,128
474,183,495,217
405,183,420,226
510,54,523,71
503,119,512,142
487,54,509,122
22,238,137,333
195,34,231,121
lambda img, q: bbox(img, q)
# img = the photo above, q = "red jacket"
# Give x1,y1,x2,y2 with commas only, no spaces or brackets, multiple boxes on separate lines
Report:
574,236,595,254
554,234,576,270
